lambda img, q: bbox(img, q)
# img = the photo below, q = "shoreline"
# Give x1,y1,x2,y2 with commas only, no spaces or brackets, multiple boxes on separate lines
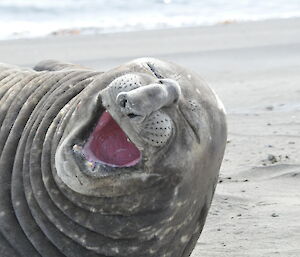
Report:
0,17,299,71
2,17,300,42
0,17,299,256
2,16,300,42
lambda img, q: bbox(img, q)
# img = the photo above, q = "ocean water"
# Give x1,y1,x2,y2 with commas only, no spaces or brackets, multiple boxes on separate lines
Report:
0,0,300,40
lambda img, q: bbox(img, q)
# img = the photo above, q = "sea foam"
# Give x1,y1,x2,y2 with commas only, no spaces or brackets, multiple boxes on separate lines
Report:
1,0,300,40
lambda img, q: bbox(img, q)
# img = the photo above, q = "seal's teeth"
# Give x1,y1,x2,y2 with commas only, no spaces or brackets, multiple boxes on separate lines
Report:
86,161,94,168
73,144,82,153
126,137,131,143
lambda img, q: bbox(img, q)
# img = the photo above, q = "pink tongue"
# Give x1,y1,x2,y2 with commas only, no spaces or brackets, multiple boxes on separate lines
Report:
83,111,141,167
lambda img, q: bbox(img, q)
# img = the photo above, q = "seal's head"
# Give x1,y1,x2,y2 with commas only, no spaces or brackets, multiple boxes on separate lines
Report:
84,74,180,168
54,57,226,255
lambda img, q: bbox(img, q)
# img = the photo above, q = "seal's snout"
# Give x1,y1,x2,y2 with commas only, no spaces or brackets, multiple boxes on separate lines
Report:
116,79,181,119
116,92,143,119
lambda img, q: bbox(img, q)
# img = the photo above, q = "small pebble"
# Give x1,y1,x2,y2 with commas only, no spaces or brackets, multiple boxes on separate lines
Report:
265,105,274,111
267,154,278,163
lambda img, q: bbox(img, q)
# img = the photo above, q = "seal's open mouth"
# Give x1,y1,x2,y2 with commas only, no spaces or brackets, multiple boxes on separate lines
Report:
83,111,141,167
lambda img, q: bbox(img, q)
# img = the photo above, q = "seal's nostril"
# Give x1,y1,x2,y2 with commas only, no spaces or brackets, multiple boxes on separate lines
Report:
120,98,127,108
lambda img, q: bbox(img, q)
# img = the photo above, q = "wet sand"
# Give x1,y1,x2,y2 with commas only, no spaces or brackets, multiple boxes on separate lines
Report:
1,18,299,257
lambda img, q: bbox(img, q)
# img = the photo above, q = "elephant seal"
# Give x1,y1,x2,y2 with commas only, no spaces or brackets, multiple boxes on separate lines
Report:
0,58,227,257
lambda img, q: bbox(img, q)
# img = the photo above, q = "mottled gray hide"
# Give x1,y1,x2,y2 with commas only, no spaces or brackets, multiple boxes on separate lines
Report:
0,58,227,257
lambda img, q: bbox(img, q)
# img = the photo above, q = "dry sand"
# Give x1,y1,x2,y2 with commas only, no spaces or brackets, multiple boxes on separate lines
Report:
0,18,299,257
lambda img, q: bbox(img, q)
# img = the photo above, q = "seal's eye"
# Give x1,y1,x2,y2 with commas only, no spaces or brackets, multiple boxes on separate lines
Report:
83,111,141,167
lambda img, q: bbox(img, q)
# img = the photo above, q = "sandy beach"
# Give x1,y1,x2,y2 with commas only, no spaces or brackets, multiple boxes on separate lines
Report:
0,18,299,256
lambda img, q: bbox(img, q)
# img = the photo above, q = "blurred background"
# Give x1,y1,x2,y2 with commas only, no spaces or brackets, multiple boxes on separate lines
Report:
1,0,300,40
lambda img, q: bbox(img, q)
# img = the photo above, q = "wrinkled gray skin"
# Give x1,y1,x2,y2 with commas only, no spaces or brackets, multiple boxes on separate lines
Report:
0,58,227,257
